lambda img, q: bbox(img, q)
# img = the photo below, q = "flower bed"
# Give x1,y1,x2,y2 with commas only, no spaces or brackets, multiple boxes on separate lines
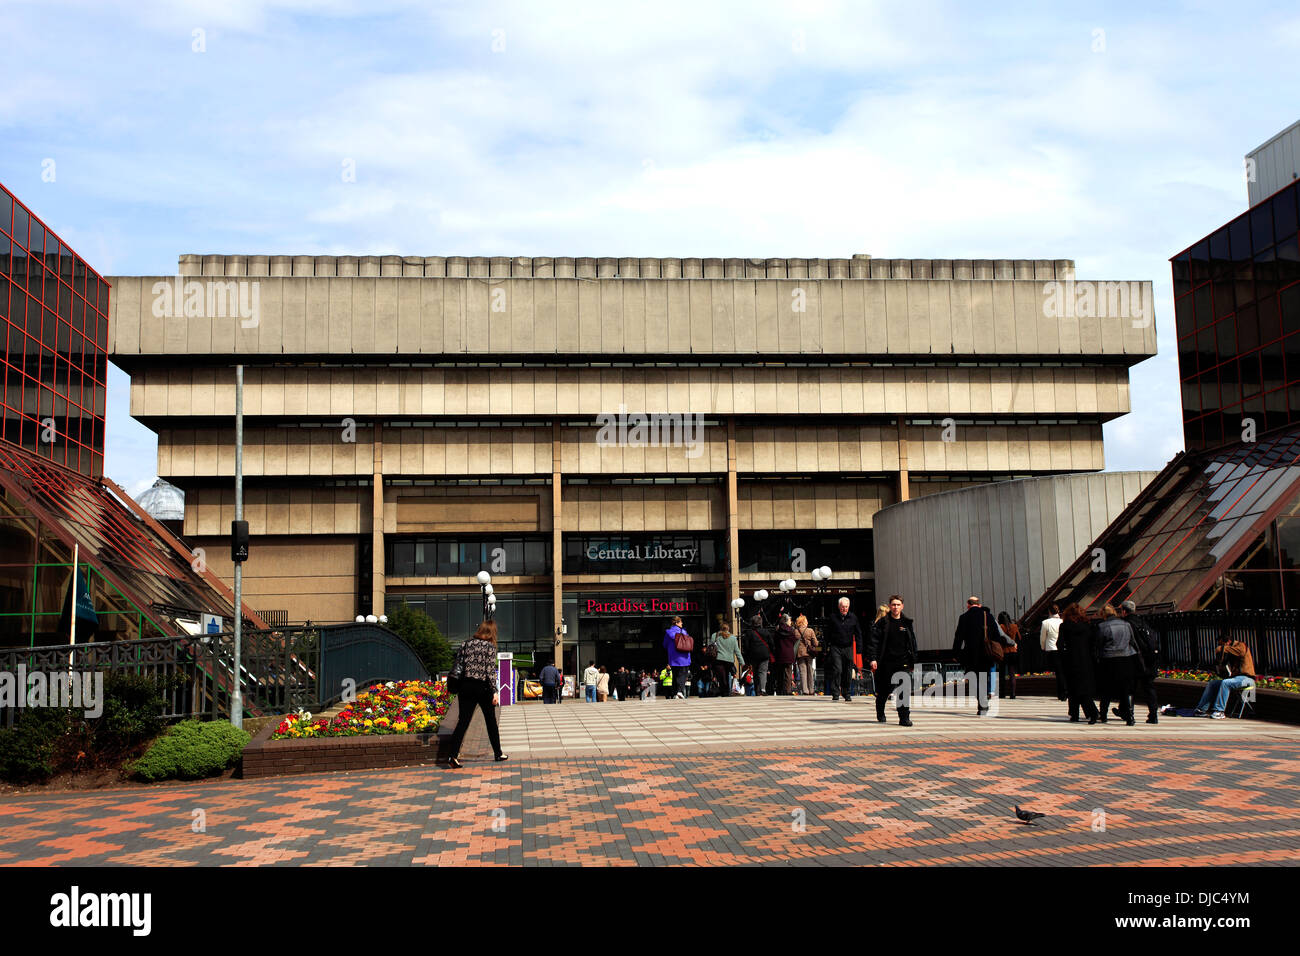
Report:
1158,669,1300,694
272,680,451,739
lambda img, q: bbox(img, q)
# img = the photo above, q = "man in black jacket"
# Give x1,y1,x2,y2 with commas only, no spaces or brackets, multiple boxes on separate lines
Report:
823,597,863,702
868,594,918,726
952,596,999,715
1120,600,1160,724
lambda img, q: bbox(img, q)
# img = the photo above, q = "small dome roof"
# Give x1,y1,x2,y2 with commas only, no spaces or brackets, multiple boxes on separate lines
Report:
137,478,185,521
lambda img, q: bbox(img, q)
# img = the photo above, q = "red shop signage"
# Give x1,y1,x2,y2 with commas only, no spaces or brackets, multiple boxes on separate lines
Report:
583,597,701,615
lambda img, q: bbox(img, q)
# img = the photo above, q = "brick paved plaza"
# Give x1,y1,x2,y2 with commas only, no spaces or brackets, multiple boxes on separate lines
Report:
1,697,1298,866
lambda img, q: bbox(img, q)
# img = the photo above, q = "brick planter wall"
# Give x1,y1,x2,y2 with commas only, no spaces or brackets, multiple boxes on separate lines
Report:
239,697,496,778
1013,675,1300,724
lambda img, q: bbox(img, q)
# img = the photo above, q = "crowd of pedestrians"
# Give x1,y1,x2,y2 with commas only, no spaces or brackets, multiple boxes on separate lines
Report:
525,595,1257,727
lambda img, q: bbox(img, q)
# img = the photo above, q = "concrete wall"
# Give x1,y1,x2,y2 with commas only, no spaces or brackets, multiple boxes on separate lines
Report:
107,274,1158,359
872,471,1156,651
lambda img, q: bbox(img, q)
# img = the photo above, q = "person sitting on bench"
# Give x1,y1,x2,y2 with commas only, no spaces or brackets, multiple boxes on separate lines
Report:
1193,634,1256,719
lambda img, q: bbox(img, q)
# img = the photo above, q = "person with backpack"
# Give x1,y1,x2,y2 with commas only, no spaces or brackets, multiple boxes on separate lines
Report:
794,614,818,695
1120,600,1160,724
743,614,773,697
663,616,692,700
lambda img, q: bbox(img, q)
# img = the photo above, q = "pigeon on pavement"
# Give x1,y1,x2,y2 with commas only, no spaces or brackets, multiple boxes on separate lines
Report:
1014,805,1046,825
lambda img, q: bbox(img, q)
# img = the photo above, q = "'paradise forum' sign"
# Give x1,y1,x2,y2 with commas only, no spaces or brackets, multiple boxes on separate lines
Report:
583,597,701,615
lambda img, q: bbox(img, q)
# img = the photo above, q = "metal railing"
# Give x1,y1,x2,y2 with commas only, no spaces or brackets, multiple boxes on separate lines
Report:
0,622,429,725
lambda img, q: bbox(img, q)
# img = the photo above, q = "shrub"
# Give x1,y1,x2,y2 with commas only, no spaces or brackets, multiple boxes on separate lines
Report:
0,708,71,784
130,720,250,782
384,603,453,674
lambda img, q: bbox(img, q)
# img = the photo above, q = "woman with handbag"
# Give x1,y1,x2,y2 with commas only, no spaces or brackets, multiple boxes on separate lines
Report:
444,619,508,768
774,614,799,695
794,614,817,695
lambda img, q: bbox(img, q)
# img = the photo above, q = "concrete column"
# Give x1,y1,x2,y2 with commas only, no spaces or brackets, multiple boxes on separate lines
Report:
727,417,740,630
897,421,910,503
552,422,563,667
371,424,385,615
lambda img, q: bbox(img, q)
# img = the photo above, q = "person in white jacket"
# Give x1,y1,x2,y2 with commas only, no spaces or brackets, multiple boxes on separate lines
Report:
1039,604,1066,702
582,661,600,703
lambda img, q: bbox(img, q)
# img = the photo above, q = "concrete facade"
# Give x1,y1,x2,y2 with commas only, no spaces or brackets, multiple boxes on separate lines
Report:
872,471,1157,652
108,252,1156,667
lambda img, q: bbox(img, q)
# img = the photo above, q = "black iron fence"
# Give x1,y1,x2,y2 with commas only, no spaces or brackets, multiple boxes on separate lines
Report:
1015,609,1300,678
0,623,428,726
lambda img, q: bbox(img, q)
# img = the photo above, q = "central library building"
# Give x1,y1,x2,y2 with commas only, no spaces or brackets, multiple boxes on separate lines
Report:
108,253,1154,673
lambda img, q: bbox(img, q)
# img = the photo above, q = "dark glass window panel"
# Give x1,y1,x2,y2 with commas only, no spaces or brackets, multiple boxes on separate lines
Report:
25,291,42,333
27,220,44,256
1209,229,1231,280
1274,189,1299,244
1278,517,1300,571
1238,353,1260,397
86,277,100,317
26,256,43,295
12,204,29,249
1218,363,1240,407
524,538,548,575
57,278,72,323
1277,238,1300,286
1172,252,1190,286
1228,215,1252,260
1237,307,1260,352
94,313,107,349
97,281,109,314
39,310,55,349
1252,203,1274,252
1262,339,1285,392
1235,279,1255,310
1192,284,1212,328
72,294,84,331
1258,293,1281,343
1255,246,1278,286
1212,279,1234,317
0,189,11,236
1282,285,1300,337
1190,239,1210,284
1215,316,1236,358
55,319,69,359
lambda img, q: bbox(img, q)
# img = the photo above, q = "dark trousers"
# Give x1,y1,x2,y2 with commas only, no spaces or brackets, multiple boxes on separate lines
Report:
1099,656,1136,723
1045,650,1067,700
448,679,502,758
542,683,558,704
826,646,853,699
1134,665,1159,719
876,662,911,722
998,657,1017,698
671,665,689,697
714,661,735,696
775,662,793,695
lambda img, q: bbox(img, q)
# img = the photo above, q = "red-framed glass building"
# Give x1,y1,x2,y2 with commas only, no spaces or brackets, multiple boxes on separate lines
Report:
1,181,260,646
1,183,108,477
1173,178,1300,452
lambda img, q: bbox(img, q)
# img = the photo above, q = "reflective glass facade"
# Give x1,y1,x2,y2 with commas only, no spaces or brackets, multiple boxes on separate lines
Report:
1033,425,1300,613
1174,179,1300,451
0,182,109,477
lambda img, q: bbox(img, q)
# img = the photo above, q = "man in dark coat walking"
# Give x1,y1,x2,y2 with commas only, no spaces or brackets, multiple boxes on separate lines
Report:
868,594,918,725
952,596,999,715
823,597,864,702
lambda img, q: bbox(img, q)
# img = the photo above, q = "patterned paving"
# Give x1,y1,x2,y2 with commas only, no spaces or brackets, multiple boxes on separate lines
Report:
1,737,1298,866
497,695,1300,756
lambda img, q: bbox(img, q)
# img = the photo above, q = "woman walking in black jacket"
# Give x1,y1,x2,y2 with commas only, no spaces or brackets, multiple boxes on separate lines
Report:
1058,604,1099,724
444,619,509,767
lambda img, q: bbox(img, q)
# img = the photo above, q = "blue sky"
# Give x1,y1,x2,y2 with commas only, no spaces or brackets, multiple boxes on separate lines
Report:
2,0,1297,496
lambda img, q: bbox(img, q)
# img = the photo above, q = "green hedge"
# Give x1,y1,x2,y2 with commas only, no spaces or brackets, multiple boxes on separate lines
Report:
0,709,70,784
130,720,251,782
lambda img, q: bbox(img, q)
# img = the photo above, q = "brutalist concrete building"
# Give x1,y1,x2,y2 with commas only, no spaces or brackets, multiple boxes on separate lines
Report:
106,253,1155,672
